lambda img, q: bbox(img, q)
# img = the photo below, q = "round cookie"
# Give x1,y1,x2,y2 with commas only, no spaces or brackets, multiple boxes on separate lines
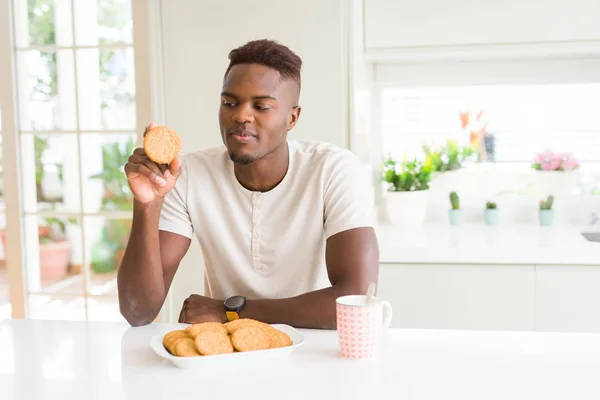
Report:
194,330,234,356
173,337,201,357
163,330,189,354
223,318,269,334
143,125,181,164
230,325,271,352
186,322,228,338
265,327,293,349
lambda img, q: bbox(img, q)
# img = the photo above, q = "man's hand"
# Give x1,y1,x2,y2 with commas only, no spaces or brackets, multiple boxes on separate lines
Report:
124,121,182,204
178,295,226,324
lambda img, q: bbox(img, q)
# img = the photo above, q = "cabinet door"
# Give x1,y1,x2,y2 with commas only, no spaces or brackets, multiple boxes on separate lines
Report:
378,264,535,331
536,265,600,333
365,0,600,50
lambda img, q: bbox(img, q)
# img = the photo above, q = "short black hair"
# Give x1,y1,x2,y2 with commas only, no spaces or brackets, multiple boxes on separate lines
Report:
225,39,302,90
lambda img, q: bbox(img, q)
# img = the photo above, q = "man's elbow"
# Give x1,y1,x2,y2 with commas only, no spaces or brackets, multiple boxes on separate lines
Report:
119,301,158,327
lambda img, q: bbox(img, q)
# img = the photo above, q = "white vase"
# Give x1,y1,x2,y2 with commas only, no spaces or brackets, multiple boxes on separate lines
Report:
384,190,430,226
534,170,579,196
429,169,466,197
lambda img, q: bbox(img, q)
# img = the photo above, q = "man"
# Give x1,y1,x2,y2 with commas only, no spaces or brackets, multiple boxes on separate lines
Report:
118,39,378,329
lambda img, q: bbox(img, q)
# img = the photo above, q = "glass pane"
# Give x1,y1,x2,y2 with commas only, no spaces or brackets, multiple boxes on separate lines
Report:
16,50,77,131
24,215,83,294
74,0,133,45
13,0,74,47
81,134,136,213
21,134,81,213
28,294,86,320
85,217,131,296
87,297,124,321
77,48,136,131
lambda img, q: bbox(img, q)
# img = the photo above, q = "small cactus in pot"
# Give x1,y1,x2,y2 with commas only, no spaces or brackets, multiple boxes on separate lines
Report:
484,201,499,226
539,195,554,226
448,191,464,225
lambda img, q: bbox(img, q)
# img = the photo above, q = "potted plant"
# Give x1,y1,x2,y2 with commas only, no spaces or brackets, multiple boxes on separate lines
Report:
539,195,554,226
532,150,580,196
424,140,474,195
38,217,73,282
90,139,135,273
381,155,432,226
484,201,499,226
448,191,464,225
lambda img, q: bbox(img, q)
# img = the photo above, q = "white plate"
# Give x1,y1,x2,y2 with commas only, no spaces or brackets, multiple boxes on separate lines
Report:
150,323,305,369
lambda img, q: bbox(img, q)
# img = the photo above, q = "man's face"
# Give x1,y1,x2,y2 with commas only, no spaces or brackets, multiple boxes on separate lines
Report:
219,64,300,165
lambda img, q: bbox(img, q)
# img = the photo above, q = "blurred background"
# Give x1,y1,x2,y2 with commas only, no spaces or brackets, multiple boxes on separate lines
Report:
1,0,600,333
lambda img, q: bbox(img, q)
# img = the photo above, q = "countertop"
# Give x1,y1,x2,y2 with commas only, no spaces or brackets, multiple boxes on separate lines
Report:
2,319,600,399
376,223,600,265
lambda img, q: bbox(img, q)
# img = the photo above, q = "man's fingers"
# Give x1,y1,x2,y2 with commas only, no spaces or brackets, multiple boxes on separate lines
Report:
143,121,156,137
165,157,182,179
125,163,166,187
133,147,146,156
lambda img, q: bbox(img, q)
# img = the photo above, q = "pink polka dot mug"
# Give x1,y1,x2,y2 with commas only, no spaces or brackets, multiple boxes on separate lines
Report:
336,295,393,359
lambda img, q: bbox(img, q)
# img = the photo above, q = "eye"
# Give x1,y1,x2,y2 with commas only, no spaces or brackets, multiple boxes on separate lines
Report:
255,104,271,111
222,100,236,108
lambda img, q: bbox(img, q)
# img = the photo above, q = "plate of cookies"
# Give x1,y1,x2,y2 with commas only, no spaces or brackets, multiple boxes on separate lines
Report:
150,318,304,369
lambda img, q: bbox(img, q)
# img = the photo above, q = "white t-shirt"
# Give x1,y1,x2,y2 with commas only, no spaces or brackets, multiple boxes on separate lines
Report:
159,140,374,300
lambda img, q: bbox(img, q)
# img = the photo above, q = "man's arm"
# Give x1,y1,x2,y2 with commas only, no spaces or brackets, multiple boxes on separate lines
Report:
180,226,378,329
118,199,191,326
242,227,379,329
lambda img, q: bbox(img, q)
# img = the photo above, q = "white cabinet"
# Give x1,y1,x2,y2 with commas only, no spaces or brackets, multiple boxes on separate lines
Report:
378,263,536,331
535,265,600,333
365,0,600,50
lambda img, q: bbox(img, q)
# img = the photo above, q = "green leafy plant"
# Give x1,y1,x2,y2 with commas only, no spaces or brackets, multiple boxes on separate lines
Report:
449,191,460,210
90,138,135,211
423,140,474,172
486,202,497,209
382,155,431,192
539,195,554,210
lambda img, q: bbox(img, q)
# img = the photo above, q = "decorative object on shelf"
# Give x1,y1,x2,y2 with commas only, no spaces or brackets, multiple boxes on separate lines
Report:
423,140,474,173
381,155,431,226
448,191,464,226
484,201,499,226
424,140,474,196
539,195,555,227
532,150,580,196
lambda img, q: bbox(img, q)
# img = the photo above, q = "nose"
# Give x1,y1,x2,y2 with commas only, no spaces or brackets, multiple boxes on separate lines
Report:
232,103,254,124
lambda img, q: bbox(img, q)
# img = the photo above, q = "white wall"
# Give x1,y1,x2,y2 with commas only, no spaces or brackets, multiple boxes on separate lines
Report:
152,0,353,320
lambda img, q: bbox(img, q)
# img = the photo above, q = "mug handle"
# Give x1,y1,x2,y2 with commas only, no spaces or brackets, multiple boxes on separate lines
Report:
381,300,393,328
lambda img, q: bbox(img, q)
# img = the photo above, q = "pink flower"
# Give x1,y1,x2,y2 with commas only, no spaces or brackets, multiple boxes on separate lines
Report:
533,150,580,171
542,159,561,171
561,154,580,171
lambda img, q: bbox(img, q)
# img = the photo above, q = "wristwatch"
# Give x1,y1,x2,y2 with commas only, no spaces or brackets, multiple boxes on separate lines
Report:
224,295,246,321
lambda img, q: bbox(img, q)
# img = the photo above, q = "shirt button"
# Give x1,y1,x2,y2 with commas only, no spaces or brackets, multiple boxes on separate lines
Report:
253,233,259,239
255,212,260,218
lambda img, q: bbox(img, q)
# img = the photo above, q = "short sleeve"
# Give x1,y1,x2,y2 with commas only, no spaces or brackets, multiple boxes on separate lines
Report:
323,150,375,238
159,159,194,239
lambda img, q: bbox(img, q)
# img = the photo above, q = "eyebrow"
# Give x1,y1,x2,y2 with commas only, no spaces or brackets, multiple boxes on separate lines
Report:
221,91,277,101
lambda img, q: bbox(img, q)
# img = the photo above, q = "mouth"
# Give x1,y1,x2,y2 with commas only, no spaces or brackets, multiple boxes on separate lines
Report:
229,128,256,144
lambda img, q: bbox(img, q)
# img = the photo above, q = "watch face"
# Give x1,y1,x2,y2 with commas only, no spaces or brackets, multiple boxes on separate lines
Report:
225,295,245,310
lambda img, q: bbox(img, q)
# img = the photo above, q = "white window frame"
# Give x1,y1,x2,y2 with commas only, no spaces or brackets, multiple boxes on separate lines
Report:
0,0,154,319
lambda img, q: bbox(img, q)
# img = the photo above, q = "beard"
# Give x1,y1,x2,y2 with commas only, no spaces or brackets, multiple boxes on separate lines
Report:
229,151,257,165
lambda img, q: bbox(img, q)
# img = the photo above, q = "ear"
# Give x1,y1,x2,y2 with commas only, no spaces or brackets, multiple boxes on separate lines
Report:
287,106,301,131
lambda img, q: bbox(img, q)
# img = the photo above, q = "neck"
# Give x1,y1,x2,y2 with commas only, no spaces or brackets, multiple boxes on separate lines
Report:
233,142,289,192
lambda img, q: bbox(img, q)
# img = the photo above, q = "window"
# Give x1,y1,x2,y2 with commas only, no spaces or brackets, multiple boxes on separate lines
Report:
382,83,600,165
0,0,149,320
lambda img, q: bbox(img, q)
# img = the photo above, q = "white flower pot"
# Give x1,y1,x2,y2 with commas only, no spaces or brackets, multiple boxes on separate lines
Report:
429,169,466,197
534,170,579,196
384,190,430,226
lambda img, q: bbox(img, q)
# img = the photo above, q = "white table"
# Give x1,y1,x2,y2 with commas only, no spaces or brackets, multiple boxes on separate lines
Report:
2,319,600,399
